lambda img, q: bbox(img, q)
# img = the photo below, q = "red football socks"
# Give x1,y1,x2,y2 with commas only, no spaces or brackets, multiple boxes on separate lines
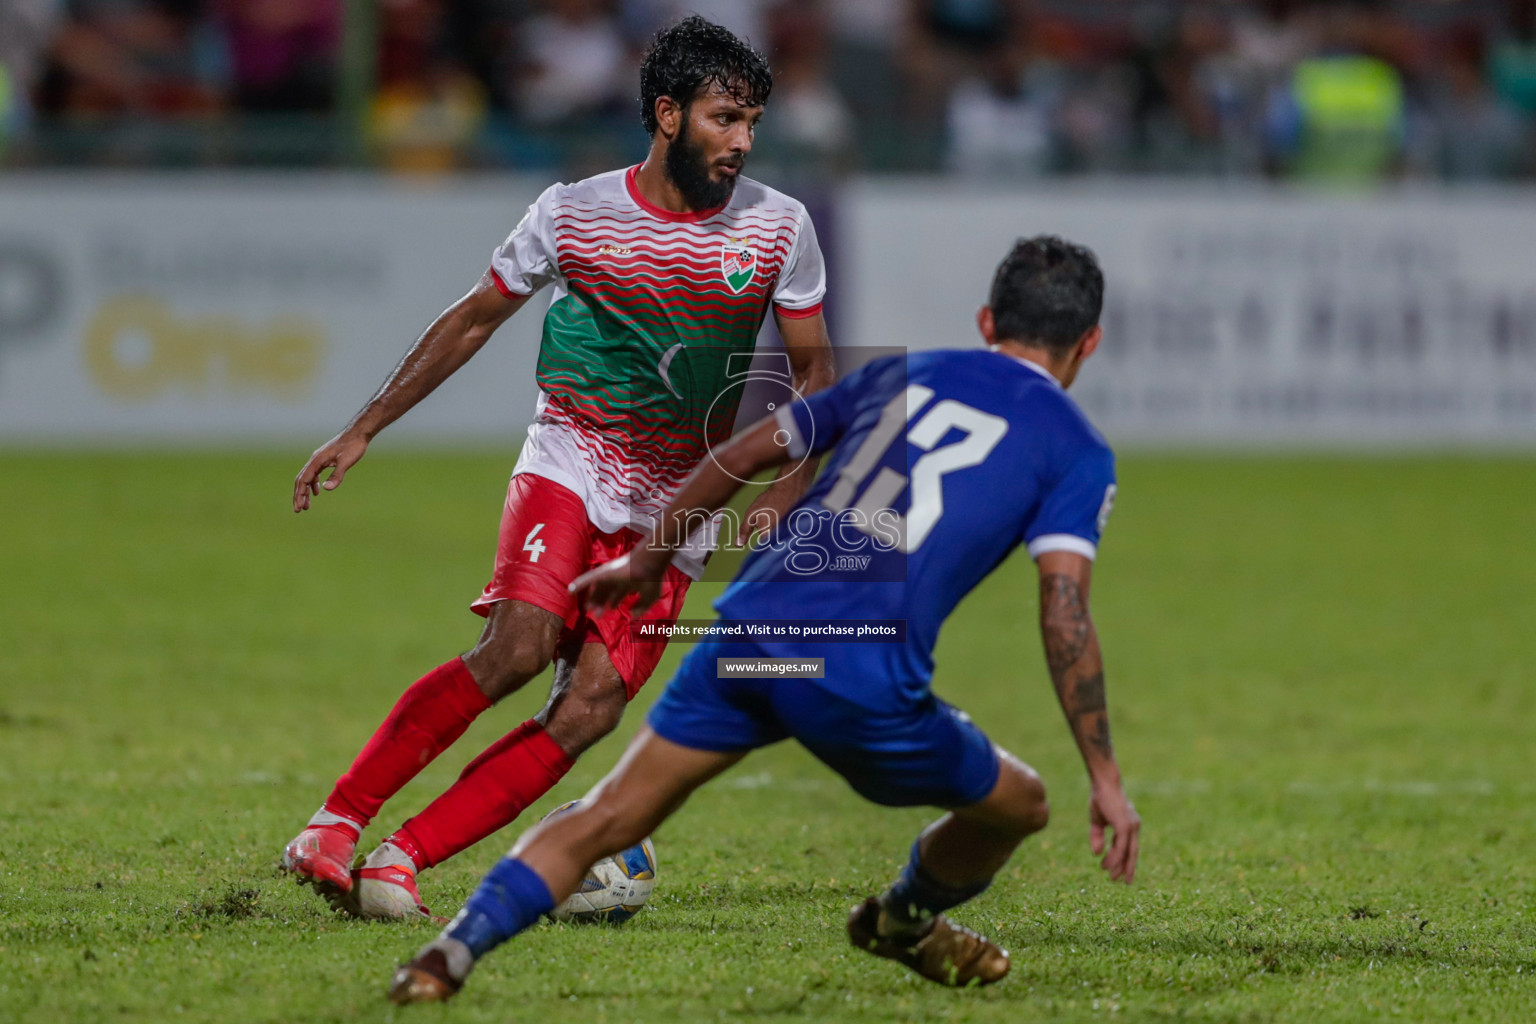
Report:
323,657,493,827
391,719,575,869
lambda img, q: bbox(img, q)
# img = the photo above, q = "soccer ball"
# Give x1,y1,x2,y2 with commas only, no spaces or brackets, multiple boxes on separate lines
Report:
541,801,657,925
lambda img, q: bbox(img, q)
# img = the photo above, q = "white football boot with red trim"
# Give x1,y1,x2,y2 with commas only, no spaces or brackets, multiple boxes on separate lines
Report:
330,842,445,923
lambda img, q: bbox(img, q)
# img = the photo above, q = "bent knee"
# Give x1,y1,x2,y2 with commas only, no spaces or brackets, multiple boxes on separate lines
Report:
543,688,627,756
1019,776,1050,834
468,637,554,701
994,753,1050,836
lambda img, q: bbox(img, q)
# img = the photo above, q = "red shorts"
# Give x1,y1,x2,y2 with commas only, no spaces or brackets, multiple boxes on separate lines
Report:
472,473,691,698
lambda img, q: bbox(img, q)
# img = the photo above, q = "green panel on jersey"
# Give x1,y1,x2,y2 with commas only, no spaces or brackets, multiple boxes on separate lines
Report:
535,288,770,468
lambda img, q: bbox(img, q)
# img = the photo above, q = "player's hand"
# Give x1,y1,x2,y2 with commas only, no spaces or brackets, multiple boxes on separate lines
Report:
570,551,663,616
736,489,788,547
293,431,368,512
1088,780,1140,884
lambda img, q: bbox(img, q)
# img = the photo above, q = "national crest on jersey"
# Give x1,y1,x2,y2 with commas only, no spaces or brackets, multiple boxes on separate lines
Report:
489,165,827,577
721,239,756,293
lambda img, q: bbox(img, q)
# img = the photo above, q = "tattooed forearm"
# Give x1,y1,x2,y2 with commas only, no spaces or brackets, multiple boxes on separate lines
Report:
1039,573,1090,675
1071,670,1107,717
1038,569,1117,770
1063,671,1112,760
1085,712,1113,758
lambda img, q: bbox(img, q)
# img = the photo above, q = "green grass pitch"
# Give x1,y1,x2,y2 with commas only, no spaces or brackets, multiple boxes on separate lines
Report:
2,451,1534,1023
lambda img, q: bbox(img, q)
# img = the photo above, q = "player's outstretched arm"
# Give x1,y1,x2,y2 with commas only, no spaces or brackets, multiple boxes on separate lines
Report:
571,414,797,612
292,273,530,511
736,311,836,542
1036,549,1141,883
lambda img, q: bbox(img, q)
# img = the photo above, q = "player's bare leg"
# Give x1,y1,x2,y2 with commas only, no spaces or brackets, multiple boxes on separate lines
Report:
281,599,560,909
534,640,630,757
462,598,566,701
350,637,632,920
511,728,737,894
388,728,741,1003
848,748,1048,987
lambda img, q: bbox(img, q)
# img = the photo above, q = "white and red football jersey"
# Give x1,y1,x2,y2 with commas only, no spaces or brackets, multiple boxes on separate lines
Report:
490,164,827,577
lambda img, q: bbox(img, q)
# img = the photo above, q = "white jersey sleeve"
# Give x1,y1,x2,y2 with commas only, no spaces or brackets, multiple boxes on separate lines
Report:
772,208,827,318
490,184,561,297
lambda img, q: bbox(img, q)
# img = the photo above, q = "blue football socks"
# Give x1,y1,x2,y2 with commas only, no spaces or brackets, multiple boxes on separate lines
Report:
880,839,992,932
444,857,555,959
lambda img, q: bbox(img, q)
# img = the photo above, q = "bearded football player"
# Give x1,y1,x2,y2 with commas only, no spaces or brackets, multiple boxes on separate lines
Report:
280,15,834,920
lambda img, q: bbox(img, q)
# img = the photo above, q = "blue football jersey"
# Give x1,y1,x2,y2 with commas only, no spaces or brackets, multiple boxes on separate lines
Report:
714,348,1117,712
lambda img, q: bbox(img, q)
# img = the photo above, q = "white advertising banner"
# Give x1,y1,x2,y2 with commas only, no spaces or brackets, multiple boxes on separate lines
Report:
0,174,550,442
846,181,1536,445
3,176,1534,446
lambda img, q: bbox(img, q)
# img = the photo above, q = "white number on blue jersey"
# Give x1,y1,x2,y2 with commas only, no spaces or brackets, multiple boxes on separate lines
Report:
822,386,1008,552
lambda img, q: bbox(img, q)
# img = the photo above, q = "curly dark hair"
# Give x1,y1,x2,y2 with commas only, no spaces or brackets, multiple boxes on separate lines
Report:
639,15,773,136
989,236,1105,353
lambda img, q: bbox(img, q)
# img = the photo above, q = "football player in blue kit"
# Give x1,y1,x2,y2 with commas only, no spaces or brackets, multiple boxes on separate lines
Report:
388,236,1141,1002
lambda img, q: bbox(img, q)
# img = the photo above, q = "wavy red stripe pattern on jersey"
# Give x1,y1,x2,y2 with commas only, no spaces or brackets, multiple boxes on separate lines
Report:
532,190,807,509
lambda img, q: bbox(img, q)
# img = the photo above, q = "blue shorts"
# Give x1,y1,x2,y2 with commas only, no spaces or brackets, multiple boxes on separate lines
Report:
646,640,1000,808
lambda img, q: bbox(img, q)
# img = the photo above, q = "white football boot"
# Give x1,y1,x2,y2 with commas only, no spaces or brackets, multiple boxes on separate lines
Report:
329,842,445,923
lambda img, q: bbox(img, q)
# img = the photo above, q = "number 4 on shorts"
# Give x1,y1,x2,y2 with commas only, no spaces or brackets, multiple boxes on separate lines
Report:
523,523,547,562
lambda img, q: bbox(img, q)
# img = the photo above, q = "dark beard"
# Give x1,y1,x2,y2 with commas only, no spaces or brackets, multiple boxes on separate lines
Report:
664,118,737,211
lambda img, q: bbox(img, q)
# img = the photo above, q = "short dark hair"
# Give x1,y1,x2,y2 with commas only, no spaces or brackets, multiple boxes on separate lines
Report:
988,236,1104,353
639,15,773,136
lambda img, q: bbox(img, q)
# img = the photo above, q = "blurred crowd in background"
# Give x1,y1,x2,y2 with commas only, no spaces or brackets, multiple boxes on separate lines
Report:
3,0,1536,183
